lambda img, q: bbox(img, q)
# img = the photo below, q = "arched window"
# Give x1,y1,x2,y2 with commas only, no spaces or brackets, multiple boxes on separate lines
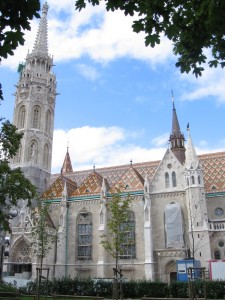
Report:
32,105,41,129
18,106,26,129
191,175,195,185
45,110,51,134
29,140,38,163
77,210,92,260
43,144,49,169
172,171,177,187
165,172,170,188
214,250,221,260
119,211,136,259
198,176,201,185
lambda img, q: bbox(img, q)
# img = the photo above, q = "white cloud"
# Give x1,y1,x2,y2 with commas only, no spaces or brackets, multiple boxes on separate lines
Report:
51,126,166,173
180,65,225,104
1,2,173,70
76,63,100,81
152,133,170,147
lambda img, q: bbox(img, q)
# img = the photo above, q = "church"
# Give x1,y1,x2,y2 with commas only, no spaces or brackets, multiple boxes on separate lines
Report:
4,3,225,284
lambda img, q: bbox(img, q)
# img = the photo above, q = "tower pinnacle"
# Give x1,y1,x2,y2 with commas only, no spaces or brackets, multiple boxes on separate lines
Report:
32,2,49,58
169,99,185,164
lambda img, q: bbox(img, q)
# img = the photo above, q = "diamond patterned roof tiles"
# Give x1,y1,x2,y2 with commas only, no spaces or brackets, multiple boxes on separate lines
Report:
46,151,225,199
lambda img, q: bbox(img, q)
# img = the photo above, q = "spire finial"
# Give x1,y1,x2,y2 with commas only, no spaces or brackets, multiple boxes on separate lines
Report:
93,164,95,172
187,122,190,132
171,90,175,108
130,159,133,166
32,2,49,57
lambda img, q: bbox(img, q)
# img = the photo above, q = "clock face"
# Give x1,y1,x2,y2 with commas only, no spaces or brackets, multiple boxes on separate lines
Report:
215,207,224,217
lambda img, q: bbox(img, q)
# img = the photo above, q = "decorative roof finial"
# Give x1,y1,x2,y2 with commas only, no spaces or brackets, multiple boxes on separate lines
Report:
130,159,133,166
93,164,95,172
171,90,175,107
187,122,190,132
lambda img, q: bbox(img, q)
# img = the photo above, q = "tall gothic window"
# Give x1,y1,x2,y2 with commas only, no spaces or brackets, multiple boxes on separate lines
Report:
45,110,51,134
165,172,170,188
43,144,49,169
18,106,26,129
32,105,41,129
119,211,136,259
77,210,92,260
198,176,201,185
172,171,177,187
191,175,195,185
29,140,38,163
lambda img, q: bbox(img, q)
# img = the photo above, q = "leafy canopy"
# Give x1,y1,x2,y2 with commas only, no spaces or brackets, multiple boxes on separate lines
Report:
75,0,225,77
0,119,36,231
0,0,40,60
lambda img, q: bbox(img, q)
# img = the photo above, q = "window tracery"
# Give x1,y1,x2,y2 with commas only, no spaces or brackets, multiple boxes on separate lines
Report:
77,211,92,260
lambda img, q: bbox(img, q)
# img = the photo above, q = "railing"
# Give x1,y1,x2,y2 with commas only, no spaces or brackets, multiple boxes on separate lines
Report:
209,221,225,231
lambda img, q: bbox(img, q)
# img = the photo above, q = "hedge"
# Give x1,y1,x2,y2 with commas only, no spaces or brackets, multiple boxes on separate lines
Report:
19,278,225,299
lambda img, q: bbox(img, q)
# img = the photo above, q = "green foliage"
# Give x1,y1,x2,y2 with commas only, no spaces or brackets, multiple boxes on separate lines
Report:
75,0,225,77
0,281,18,292
0,119,36,231
100,192,132,269
18,278,225,298
169,281,189,298
31,202,56,268
0,0,40,60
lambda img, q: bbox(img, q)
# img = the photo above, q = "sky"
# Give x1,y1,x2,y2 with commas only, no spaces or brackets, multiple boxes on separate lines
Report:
1,1,225,174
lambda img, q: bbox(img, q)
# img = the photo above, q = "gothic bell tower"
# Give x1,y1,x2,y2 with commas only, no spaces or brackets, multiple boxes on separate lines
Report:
11,3,57,194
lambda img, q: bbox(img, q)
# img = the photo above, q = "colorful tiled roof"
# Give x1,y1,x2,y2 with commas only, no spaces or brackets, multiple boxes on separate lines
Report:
45,151,225,200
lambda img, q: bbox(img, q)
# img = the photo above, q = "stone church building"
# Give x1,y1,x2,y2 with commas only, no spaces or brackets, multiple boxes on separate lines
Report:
4,3,225,284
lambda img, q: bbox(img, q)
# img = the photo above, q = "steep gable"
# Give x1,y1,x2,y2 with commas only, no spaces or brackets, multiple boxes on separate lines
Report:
109,166,144,193
41,176,77,200
71,171,109,197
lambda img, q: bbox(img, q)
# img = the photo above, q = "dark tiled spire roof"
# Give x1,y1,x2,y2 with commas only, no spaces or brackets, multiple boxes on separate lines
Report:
61,148,73,174
169,100,186,164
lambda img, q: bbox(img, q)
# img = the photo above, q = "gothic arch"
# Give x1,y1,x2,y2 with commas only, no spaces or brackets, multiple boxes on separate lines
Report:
165,172,170,188
32,105,41,129
161,259,177,283
77,209,92,260
11,236,32,263
172,171,177,187
18,105,26,129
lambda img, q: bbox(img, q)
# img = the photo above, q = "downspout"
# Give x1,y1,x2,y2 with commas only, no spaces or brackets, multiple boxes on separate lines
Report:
65,202,69,277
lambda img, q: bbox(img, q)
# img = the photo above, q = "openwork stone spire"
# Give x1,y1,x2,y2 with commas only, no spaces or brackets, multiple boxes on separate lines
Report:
185,126,199,170
32,2,49,57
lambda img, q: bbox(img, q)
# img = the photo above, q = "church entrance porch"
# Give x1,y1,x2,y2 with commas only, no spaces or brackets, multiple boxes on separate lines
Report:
156,249,187,283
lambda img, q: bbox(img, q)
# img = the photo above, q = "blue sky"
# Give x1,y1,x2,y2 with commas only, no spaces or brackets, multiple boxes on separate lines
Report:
1,1,225,173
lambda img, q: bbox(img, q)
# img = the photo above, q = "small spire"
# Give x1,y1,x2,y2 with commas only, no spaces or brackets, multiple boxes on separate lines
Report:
93,164,95,172
130,159,133,166
32,2,49,57
168,96,186,164
61,148,73,173
185,126,199,169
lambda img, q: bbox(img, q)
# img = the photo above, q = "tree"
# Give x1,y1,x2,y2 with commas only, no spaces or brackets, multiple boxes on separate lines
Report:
0,118,36,231
31,202,55,270
31,202,56,299
75,0,225,77
101,192,133,271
